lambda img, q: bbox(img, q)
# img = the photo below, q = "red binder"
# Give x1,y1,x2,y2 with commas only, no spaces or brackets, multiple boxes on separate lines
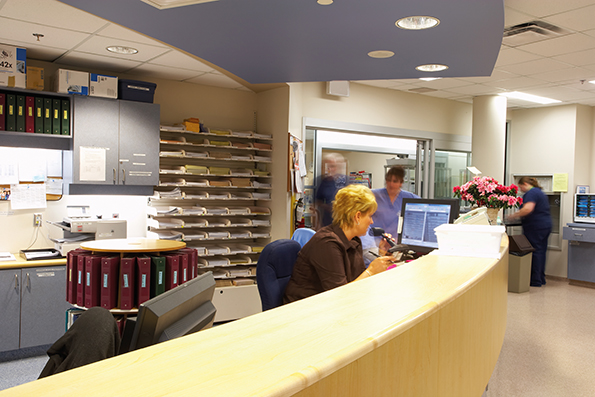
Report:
76,253,88,307
66,248,86,304
25,96,35,132
136,256,152,305
180,248,198,279
178,253,189,285
164,254,179,291
118,257,136,310
0,93,5,131
100,256,120,310
84,255,102,308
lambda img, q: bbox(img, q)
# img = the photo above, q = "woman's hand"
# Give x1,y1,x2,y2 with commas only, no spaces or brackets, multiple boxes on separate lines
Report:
378,232,395,255
366,255,394,276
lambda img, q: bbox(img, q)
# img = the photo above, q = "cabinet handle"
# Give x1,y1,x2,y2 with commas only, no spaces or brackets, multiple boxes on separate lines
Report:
122,169,126,184
14,274,19,290
113,168,117,184
574,233,583,237
26,272,31,290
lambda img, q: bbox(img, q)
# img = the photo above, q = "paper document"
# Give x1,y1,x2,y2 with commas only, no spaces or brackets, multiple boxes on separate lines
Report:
0,252,16,262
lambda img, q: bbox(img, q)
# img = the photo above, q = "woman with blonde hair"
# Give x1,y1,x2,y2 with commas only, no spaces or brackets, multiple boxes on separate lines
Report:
283,184,394,303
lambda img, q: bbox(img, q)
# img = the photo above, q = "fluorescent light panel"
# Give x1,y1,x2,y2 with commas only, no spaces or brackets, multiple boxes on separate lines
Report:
498,91,561,104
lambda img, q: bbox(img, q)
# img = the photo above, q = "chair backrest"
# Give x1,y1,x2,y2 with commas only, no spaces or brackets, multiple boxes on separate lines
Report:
256,239,302,311
291,227,316,247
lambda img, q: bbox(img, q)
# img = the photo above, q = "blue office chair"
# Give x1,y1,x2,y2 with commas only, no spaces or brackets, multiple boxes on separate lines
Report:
291,227,316,247
256,239,302,311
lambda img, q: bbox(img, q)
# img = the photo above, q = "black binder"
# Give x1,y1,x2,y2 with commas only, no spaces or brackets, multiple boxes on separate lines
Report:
61,99,70,135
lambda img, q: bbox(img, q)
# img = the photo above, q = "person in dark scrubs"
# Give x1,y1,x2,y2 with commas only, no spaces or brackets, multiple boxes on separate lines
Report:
507,177,552,287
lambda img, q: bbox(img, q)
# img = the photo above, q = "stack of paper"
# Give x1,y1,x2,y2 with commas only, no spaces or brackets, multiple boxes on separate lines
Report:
253,142,272,150
230,230,251,239
182,230,207,240
159,178,185,186
231,178,252,187
185,150,208,158
251,231,270,238
252,192,271,199
248,206,271,215
183,191,208,199
184,219,208,227
252,181,271,188
252,169,270,176
209,129,231,136
251,219,271,226
209,151,232,159
231,142,253,149
153,206,181,215
208,192,231,200
227,244,251,254
231,154,253,161
230,192,252,200
158,188,183,198
210,140,231,147
180,206,206,215
254,133,272,139
209,179,232,187
208,218,231,227
230,130,253,137
253,155,271,162
229,256,251,265
232,278,255,286
229,267,252,277
160,150,185,157
209,166,231,175
206,231,231,239
185,179,209,187
227,206,251,215
185,165,208,175
204,207,228,215
160,166,185,174
205,245,230,255
156,218,184,228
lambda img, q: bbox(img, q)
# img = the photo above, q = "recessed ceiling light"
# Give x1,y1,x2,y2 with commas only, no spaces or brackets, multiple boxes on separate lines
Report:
396,16,440,30
106,46,139,55
368,50,395,59
498,91,561,105
419,77,442,81
140,0,218,10
317,0,333,4
416,64,448,72
589,80,595,85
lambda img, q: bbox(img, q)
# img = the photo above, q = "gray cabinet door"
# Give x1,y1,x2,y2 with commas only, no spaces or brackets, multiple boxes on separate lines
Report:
20,266,70,349
72,96,120,185
118,101,160,185
0,269,21,352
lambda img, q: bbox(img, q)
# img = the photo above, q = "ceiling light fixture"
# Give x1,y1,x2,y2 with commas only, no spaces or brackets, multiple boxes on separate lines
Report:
419,77,442,81
498,91,561,105
106,46,139,55
317,0,333,5
589,80,595,85
396,16,440,30
368,50,395,59
416,64,448,72
140,0,218,10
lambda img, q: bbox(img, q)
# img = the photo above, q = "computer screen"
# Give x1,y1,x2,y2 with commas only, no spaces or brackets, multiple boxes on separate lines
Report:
398,198,460,253
124,271,216,352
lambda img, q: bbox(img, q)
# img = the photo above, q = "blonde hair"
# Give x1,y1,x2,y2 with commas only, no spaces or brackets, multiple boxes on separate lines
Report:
332,184,377,228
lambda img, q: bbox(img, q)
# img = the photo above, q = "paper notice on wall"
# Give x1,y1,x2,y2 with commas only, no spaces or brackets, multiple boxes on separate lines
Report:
18,148,47,182
0,147,19,185
80,147,106,182
10,183,47,209
553,173,568,192
46,178,63,195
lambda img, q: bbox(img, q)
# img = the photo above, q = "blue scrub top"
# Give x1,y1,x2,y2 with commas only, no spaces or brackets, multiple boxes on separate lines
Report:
521,187,552,231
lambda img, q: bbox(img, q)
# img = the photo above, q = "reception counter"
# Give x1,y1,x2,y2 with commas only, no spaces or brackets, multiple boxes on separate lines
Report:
1,241,508,396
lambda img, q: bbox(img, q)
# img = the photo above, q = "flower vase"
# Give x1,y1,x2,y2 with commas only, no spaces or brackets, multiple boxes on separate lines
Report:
486,208,499,225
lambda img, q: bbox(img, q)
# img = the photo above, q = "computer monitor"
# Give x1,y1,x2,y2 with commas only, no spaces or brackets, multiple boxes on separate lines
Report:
398,198,460,253
124,271,216,352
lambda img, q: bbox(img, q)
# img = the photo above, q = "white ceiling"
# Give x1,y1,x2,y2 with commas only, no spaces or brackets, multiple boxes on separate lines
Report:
1,0,595,109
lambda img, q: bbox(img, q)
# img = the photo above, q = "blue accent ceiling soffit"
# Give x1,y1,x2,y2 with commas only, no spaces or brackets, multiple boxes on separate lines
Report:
58,0,504,85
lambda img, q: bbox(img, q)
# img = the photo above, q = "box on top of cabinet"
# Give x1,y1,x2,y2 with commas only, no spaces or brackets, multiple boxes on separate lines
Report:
26,66,44,90
89,73,118,99
53,69,89,95
0,44,26,89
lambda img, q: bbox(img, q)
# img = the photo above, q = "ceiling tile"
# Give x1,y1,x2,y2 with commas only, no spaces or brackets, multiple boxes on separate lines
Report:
543,5,595,32
553,48,595,66
354,80,402,89
504,0,595,18
129,63,206,81
525,86,595,101
499,58,571,76
185,72,243,89
494,47,541,67
444,84,503,96
457,69,520,84
74,35,170,62
485,76,549,89
412,78,473,90
518,33,595,57
420,90,467,99
0,38,66,61
532,67,595,83
504,6,535,27
57,51,142,73
149,51,215,72
0,16,92,50
96,23,171,47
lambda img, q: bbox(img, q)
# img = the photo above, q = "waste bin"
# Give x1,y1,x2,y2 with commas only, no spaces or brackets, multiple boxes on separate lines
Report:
508,235,535,293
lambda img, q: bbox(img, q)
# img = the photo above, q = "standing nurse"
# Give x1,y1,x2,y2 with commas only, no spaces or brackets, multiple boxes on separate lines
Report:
507,177,552,287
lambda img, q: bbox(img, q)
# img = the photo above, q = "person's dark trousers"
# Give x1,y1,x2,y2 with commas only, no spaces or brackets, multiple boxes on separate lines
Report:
524,227,551,286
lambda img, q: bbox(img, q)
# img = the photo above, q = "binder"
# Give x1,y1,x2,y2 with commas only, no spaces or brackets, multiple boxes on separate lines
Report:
34,97,43,133
66,248,86,304
25,96,34,132
0,92,5,131
150,255,166,297
136,256,152,305
6,94,16,131
179,248,198,279
118,256,136,310
43,98,52,134
52,98,60,134
100,255,120,310
84,255,102,308
164,254,179,291
61,99,70,135
76,253,88,307
16,95,25,132
178,253,189,284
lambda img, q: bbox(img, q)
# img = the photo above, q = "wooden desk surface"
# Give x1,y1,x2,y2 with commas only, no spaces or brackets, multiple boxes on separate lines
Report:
0,255,66,270
1,244,508,397
80,238,185,253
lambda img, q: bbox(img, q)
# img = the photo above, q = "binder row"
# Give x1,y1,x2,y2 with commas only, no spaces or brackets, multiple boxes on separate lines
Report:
0,90,70,135
66,247,199,310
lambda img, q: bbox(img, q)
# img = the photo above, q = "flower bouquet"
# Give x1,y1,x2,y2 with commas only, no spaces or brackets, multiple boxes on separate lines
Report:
453,176,523,209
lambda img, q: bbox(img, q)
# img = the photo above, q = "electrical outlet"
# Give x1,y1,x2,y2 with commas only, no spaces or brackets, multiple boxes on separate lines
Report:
34,213,42,227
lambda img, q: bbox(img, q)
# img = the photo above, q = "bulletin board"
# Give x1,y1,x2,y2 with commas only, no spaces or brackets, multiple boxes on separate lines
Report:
0,147,63,207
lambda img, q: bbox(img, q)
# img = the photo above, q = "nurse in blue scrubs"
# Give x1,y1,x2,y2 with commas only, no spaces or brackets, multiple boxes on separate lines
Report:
507,177,552,287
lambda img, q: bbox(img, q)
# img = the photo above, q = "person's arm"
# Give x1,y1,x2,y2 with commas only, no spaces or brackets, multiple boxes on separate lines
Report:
508,202,535,220
354,255,393,281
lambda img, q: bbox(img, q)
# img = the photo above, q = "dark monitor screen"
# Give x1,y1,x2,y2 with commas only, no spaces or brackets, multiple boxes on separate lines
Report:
398,198,460,253
126,271,216,352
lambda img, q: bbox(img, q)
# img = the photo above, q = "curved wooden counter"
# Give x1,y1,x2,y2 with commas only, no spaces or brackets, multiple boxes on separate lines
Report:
1,242,508,397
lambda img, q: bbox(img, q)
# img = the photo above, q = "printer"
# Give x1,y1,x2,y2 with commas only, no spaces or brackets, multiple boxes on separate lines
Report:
48,205,127,254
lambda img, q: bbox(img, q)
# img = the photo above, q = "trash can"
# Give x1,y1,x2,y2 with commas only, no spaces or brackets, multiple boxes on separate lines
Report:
508,235,535,293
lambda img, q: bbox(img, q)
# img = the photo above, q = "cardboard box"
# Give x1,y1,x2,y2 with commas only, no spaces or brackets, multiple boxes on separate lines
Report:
89,73,117,98
53,69,89,95
26,66,44,90
0,44,26,88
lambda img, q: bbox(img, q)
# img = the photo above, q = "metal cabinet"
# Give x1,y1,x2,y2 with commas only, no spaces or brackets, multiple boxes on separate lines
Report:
68,96,159,188
563,223,595,283
0,266,71,352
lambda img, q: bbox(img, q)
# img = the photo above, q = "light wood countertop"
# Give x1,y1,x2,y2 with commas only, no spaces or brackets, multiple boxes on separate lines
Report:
0,255,66,270
1,242,509,397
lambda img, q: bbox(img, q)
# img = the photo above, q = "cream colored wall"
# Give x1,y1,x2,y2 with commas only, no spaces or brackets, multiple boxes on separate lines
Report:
575,105,593,188
508,105,579,278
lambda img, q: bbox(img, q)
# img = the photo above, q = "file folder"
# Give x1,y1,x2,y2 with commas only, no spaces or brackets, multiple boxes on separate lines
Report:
16,95,25,132
34,97,43,133
101,255,120,310
6,94,16,131
76,253,88,307
52,98,60,134
61,99,70,135
84,255,102,308
165,254,179,291
43,98,51,134
0,92,5,131
136,255,151,305
118,256,136,310
150,255,166,297
25,96,34,132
